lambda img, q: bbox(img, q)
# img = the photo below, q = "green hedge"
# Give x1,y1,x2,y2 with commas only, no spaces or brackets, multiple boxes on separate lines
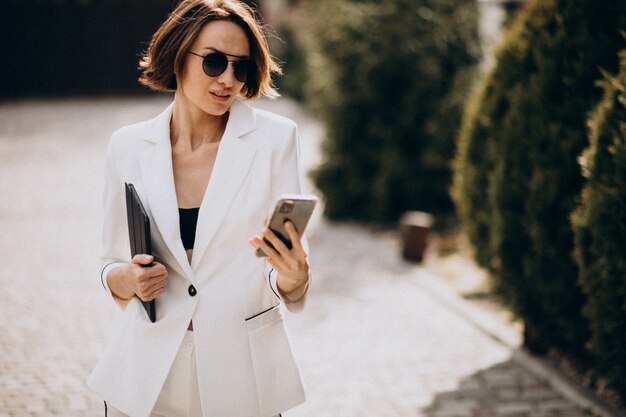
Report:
573,49,626,399
306,0,480,224
452,0,626,359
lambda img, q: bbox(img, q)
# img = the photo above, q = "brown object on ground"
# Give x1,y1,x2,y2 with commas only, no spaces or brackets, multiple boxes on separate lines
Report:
399,211,434,262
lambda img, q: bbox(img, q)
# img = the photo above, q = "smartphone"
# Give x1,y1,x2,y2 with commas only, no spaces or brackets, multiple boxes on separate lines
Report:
256,194,318,257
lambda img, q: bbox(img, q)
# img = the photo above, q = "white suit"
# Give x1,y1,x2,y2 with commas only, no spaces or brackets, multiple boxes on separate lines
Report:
88,99,307,417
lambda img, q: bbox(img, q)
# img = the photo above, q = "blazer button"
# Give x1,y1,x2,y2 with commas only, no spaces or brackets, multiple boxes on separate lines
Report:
188,285,197,297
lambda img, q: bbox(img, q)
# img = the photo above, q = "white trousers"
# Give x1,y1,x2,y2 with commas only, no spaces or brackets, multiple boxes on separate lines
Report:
104,331,281,417
106,330,202,417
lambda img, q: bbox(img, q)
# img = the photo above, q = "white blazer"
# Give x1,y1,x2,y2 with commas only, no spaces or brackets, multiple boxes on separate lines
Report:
88,99,307,417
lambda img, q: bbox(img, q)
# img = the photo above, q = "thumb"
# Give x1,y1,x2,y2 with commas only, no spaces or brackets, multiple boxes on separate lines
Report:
133,254,154,265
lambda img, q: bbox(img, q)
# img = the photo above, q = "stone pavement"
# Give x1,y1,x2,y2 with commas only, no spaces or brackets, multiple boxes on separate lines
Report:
0,97,613,417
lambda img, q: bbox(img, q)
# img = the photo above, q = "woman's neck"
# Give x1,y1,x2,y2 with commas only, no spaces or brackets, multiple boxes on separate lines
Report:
170,94,228,150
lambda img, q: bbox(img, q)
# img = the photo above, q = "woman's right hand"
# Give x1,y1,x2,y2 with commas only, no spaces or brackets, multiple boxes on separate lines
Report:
108,254,168,302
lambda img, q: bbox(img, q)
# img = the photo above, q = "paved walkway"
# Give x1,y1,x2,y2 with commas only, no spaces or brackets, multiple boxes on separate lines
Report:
0,97,610,416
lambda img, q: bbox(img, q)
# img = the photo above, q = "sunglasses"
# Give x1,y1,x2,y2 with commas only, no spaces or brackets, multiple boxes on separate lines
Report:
187,51,255,83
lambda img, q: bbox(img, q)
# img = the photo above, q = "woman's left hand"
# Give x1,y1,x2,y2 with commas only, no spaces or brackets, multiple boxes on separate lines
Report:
249,221,310,295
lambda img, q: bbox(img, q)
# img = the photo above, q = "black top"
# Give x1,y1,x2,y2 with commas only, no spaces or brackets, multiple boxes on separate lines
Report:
179,207,200,250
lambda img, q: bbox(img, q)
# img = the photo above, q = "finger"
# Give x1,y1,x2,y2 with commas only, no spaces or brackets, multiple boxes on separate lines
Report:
156,274,168,290
137,275,167,299
132,263,167,286
284,221,306,255
266,255,290,275
250,235,280,259
145,262,168,279
248,235,266,250
132,254,154,266
150,270,168,286
262,228,291,256
145,273,167,289
133,267,163,285
250,235,290,271
138,286,164,302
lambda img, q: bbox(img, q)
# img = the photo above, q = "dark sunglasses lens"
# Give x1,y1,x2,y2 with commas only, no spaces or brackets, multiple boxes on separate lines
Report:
202,53,228,77
233,60,255,83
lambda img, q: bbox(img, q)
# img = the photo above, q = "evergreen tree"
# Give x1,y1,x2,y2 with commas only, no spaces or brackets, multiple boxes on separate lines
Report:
453,0,626,358
573,48,626,399
307,0,480,224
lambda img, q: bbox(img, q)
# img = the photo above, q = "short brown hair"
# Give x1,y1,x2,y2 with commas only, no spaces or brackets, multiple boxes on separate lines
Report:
139,0,281,99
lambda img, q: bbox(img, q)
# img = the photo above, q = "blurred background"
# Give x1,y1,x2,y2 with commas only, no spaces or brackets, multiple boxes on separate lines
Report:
2,0,626,416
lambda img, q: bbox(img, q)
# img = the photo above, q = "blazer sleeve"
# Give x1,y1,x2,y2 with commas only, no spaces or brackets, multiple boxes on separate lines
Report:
99,133,131,298
266,121,311,312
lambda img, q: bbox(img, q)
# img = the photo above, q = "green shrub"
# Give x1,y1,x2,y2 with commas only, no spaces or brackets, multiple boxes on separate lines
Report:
573,49,626,399
306,0,480,224
453,0,626,359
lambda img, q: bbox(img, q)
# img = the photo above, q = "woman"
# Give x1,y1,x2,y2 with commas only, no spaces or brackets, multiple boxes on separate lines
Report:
88,1,311,416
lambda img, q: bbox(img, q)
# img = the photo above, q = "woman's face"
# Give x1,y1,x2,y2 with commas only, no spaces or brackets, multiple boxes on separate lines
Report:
178,20,250,117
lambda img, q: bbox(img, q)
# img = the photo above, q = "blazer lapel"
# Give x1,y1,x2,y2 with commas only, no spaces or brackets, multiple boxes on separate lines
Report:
139,104,194,279
191,100,257,271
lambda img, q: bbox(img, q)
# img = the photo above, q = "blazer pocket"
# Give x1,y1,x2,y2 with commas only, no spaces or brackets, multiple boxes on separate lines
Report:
245,304,281,327
245,305,305,416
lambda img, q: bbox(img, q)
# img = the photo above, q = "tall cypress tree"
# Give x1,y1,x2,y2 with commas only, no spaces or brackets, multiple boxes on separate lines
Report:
573,49,626,399
453,0,626,359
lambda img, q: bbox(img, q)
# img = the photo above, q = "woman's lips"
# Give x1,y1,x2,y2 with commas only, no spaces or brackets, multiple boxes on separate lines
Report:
210,91,230,103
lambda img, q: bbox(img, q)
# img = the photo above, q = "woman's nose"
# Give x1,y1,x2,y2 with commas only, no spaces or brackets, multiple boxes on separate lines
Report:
217,62,237,86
